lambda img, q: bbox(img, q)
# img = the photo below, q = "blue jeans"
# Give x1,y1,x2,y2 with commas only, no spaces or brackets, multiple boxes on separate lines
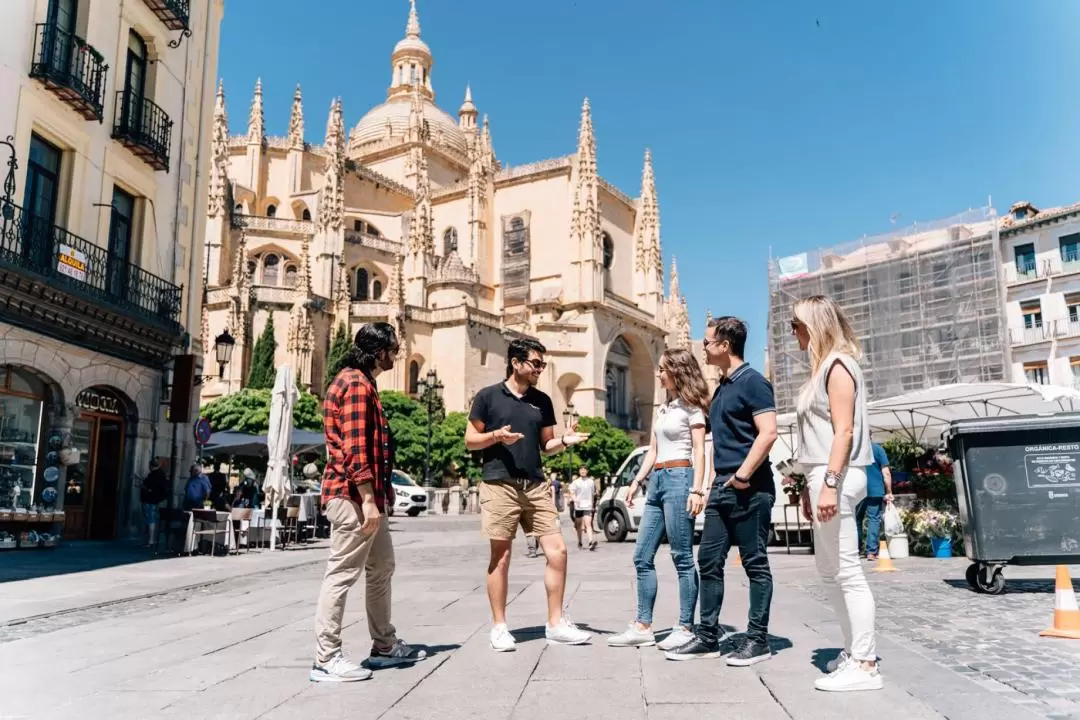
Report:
633,466,699,627
856,497,884,556
697,483,774,644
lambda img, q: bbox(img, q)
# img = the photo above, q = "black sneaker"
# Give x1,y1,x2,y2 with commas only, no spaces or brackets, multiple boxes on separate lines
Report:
725,638,772,667
664,635,721,661
367,639,428,669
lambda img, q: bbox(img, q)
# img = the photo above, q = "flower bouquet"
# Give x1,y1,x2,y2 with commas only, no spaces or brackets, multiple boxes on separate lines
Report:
910,506,960,558
775,458,806,505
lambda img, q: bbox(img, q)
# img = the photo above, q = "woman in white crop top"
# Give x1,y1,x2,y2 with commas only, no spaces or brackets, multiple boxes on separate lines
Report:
606,348,710,651
792,295,882,693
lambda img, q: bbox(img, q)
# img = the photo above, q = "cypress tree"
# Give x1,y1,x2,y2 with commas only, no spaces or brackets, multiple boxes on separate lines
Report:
246,313,277,389
324,322,352,389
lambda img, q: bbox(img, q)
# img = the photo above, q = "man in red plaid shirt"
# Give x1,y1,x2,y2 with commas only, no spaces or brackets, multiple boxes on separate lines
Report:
311,322,426,683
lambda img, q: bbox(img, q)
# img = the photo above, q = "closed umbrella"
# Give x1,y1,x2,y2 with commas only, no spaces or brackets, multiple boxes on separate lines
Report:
264,365,298,550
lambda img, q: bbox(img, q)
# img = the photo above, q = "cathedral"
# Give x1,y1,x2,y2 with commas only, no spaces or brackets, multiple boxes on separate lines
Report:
199,1,692,441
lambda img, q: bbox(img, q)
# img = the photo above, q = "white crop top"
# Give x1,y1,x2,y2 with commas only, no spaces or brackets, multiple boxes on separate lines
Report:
653,398,707,463
796,353,873,467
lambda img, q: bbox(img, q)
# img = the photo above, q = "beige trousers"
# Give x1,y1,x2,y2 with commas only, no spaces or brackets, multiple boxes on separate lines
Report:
313,498,397,664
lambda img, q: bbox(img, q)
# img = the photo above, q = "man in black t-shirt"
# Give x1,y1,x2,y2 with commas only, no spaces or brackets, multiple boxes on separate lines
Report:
140,458,169,548
465,338,590,652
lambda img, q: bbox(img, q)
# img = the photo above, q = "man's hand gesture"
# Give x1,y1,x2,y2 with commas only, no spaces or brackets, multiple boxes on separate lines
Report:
492,425,525,446
562,421,590,447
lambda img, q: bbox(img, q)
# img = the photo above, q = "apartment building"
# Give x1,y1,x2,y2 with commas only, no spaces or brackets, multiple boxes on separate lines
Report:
767,208,1009,414
999,201,1080,391
0,0,223,541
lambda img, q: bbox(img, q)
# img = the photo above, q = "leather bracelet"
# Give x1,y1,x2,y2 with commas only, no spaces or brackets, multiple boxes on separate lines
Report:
690,489,705,497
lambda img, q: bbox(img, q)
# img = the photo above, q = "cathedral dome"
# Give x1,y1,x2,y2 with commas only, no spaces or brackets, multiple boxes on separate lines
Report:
349,97,469,157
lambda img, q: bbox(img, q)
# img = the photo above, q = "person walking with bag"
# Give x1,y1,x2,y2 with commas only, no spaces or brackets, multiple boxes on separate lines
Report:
310,322,426,683
608,348,709,651
791,295,883,692
856,443,893,560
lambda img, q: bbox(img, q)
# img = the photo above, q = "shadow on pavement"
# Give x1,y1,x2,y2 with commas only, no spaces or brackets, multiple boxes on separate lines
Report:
0,540,165,583
943,578,1063,595
811,647,845,674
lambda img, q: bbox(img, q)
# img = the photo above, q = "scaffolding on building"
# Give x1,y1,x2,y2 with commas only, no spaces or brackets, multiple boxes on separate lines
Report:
767,207,1009,414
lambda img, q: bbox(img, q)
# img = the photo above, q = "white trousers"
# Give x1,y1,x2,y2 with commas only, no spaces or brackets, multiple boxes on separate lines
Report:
808,465,877,662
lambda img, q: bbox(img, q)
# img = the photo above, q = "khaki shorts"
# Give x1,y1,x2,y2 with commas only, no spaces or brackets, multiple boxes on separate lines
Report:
479,480,560,541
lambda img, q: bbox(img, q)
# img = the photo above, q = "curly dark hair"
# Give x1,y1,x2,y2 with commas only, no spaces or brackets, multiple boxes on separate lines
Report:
346,322,398,374
505,337,546,378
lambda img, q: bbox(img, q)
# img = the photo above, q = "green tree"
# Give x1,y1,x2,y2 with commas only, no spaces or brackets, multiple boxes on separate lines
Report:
246,313,277,390
324,323,352,390
543,415,635,479
379,390,466,483
200,387,323,435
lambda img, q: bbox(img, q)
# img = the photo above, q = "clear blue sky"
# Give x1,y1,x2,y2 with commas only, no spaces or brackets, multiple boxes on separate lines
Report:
218,0,1080,368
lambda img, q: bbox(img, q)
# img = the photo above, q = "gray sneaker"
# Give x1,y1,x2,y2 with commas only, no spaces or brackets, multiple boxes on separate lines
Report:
310,654,373,682
367,639,428,669
657,626,695,651
607,623,656,647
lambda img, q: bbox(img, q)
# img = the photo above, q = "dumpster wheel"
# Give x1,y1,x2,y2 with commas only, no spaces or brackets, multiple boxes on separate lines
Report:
967,563,1006,595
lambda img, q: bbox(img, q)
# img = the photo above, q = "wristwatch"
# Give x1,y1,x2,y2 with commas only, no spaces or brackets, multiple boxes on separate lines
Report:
823,470,842,489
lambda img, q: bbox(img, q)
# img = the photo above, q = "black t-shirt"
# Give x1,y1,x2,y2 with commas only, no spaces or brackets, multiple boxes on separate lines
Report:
469,382,556,482
140,468,169,505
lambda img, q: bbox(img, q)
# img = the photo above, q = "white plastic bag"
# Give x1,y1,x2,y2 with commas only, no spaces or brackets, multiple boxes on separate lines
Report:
883,502,904,537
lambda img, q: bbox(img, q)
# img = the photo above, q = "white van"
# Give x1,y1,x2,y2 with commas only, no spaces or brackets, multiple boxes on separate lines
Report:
594,430,807,544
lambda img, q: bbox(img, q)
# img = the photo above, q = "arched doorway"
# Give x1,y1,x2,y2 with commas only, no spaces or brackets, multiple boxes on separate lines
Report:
604,334,656,433
64,386,136,540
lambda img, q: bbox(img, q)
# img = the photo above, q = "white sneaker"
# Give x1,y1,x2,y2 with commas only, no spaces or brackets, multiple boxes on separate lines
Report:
814,662,884,692
309,654,373,682
490,623,517,652
657,626,695,652
546,617,592,645
826,650,851,673
607,623,656,647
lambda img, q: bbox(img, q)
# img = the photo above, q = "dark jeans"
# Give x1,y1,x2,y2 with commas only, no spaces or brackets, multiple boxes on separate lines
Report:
697,484,775,644
856,496,884,556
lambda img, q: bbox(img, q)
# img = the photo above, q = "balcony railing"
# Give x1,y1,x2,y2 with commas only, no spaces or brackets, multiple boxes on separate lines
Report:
1004,259,1049,286
1010,323,1053,346
344,229,403,254
112,90,173,171
141,0,190,31
29,23,108,121
350,300,390,319
232,213,314,235
0,201,181,328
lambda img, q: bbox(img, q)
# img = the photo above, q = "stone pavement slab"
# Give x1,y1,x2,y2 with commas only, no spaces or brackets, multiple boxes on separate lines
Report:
1,515,1078,719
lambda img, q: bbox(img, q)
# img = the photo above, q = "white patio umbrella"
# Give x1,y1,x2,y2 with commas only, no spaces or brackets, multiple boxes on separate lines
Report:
263,365,298,550
866,382,1080,446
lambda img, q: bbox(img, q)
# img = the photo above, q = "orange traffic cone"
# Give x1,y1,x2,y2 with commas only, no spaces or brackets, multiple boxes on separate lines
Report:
728,548,741,567
1040,565,1080,640
872,540,897,573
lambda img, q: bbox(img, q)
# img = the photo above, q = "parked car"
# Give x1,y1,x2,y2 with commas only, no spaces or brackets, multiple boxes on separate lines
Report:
391,470,428,517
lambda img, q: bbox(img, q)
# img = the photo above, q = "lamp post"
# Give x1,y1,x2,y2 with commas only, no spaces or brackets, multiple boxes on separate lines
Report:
562,402,579,484
214,329,236,378
418,368,444,488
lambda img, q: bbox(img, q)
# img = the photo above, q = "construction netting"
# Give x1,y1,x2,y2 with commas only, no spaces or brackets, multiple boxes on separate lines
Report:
767,207,1009,414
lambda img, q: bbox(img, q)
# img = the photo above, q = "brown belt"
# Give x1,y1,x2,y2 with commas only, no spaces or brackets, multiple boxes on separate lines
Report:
654,459,691,470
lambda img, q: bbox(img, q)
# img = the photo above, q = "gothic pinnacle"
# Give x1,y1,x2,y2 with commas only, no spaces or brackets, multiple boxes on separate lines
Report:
288,84,304,147
406,0,421,37
247,78,264,144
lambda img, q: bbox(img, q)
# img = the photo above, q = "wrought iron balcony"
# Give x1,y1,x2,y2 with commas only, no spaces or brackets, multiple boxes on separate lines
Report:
29,23,108,122
0,201,182,329
112,90,173,171
141,0,190,31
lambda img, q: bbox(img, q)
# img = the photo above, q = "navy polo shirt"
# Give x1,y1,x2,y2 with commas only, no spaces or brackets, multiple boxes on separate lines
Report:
710,363,776,492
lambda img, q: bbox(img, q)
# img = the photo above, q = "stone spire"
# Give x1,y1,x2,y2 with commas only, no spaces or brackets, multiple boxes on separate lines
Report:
635,149,660,273
480,114,495,169
287,84,304,148
228,232,252,348
207,81,229,218
458,84,478,130
407,152,434,256
247,78,264,145
297,237,313,297
406,0,420,37
318,98,345,233
333,257,351,327
663,256,690,350
570,98,600,255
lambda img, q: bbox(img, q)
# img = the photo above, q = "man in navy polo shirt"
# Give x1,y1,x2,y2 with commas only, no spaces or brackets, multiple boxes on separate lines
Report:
666,316,778,666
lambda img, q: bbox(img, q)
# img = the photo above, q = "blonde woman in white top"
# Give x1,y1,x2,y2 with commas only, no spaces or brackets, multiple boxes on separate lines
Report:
607,348,710,651
791,295,882,693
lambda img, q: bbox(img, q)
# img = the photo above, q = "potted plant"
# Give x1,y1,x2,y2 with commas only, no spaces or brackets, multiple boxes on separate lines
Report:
775,458,806,506
911,507,959,558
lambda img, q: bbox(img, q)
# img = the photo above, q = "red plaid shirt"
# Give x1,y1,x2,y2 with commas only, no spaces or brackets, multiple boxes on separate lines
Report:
321,368,393,512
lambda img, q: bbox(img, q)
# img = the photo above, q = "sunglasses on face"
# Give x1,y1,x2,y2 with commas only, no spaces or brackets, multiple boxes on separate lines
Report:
520,358,547,371
790,320,804,332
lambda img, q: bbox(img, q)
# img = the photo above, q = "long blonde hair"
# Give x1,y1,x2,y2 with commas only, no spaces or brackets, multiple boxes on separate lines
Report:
793,294,861,382
660,348,711,413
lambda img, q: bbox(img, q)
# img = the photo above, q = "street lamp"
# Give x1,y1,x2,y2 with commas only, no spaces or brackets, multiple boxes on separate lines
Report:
214,329,236,378
562,402,579,484
418,367,444,488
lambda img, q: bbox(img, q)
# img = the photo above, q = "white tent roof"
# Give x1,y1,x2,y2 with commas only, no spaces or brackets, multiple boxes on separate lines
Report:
867,383,1080,445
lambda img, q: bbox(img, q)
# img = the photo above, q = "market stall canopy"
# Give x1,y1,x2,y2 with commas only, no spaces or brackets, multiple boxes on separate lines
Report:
201,429,325,457
866,383,1080,445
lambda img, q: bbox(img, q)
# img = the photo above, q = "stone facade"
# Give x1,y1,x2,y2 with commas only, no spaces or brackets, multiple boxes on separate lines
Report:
200,1,691,441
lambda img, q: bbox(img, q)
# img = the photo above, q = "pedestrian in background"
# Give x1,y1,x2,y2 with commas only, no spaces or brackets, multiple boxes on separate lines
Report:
182,464,211,510
570,466,598,551
139,457,169,548
791,295,882,692
856,443,893,561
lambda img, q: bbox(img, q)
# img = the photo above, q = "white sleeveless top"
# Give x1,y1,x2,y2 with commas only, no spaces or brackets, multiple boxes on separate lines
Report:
653,398,707,463
796,353,873,467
